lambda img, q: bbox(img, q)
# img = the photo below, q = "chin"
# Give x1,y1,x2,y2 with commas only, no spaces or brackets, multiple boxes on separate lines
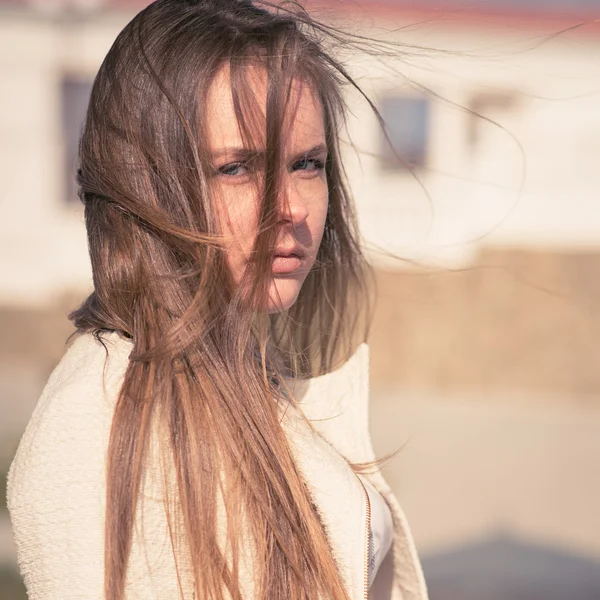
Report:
266,277,304,313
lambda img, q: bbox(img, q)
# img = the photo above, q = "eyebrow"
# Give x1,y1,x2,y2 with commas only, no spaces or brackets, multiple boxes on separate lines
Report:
210,143,328,162
294,143,328,159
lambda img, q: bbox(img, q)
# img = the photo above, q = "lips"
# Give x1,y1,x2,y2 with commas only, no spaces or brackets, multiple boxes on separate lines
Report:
273,245,305,259
272,246,305,275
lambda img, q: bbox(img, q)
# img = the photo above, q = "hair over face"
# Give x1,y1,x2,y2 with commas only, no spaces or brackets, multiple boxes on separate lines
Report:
71,0,371,598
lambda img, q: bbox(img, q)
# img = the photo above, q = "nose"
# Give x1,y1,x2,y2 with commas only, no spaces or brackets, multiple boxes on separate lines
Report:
278,179,310,226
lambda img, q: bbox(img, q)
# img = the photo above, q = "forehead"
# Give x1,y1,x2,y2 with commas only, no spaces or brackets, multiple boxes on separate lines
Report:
204,63,325,154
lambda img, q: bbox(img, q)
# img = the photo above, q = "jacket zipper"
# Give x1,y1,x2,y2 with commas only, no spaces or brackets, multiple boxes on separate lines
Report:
357,476,371,600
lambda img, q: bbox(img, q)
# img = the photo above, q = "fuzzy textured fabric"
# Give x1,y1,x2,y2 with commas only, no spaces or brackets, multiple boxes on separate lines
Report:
8,332,428,600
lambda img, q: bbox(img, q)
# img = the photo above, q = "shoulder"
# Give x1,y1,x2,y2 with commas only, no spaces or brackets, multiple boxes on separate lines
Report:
9,331,131,483
8,330,132,506
6,331,132,598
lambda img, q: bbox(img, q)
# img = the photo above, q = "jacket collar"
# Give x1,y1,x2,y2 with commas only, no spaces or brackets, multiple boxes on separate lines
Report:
285,343,375,465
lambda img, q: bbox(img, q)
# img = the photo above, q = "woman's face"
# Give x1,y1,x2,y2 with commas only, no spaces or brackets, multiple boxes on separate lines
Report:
205,65,329,313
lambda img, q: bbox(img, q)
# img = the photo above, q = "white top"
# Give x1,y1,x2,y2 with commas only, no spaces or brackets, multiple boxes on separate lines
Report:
359,474,395,588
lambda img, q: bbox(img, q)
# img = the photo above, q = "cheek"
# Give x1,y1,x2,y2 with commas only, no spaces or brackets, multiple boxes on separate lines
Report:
310,191,329,249
211,185,263,287
216,186,261,245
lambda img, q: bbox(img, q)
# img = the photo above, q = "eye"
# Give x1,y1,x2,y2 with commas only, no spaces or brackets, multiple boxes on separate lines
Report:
292,157,325,175
216,162,249,177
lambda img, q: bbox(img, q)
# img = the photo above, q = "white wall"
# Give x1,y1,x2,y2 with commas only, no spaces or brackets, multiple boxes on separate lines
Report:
0,10,127,306
342,21,600,266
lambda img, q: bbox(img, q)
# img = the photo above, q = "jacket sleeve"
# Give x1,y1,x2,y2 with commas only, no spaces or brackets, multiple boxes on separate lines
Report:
7,334,193,600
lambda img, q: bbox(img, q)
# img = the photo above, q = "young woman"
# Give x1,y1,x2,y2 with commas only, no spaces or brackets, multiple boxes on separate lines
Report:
8,1,428,599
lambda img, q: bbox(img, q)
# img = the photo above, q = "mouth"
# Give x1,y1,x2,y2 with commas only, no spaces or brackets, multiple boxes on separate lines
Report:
272,247,305,275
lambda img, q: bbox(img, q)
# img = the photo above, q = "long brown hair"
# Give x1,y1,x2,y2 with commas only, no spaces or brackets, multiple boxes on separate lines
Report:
70,0,371,598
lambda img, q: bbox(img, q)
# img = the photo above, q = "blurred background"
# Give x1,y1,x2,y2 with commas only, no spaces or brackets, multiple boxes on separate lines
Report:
1,0,600,598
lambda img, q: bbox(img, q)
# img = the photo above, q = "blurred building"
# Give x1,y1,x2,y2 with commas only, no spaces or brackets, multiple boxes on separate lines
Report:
1,1,600,599
1,0,600,304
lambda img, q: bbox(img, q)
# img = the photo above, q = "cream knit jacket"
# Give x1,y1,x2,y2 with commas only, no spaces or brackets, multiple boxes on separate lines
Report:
7,332,428,600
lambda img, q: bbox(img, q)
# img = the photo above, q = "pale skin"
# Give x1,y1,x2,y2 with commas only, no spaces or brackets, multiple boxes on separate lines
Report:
205,65,329,312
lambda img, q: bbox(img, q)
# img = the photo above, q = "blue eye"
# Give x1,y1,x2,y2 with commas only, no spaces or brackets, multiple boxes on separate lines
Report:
292,157,325,173
217,162,248,177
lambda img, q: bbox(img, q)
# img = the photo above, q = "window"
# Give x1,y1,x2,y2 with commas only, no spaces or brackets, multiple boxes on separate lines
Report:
467,90,517,150
61,75,93,203
379,95,430,170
